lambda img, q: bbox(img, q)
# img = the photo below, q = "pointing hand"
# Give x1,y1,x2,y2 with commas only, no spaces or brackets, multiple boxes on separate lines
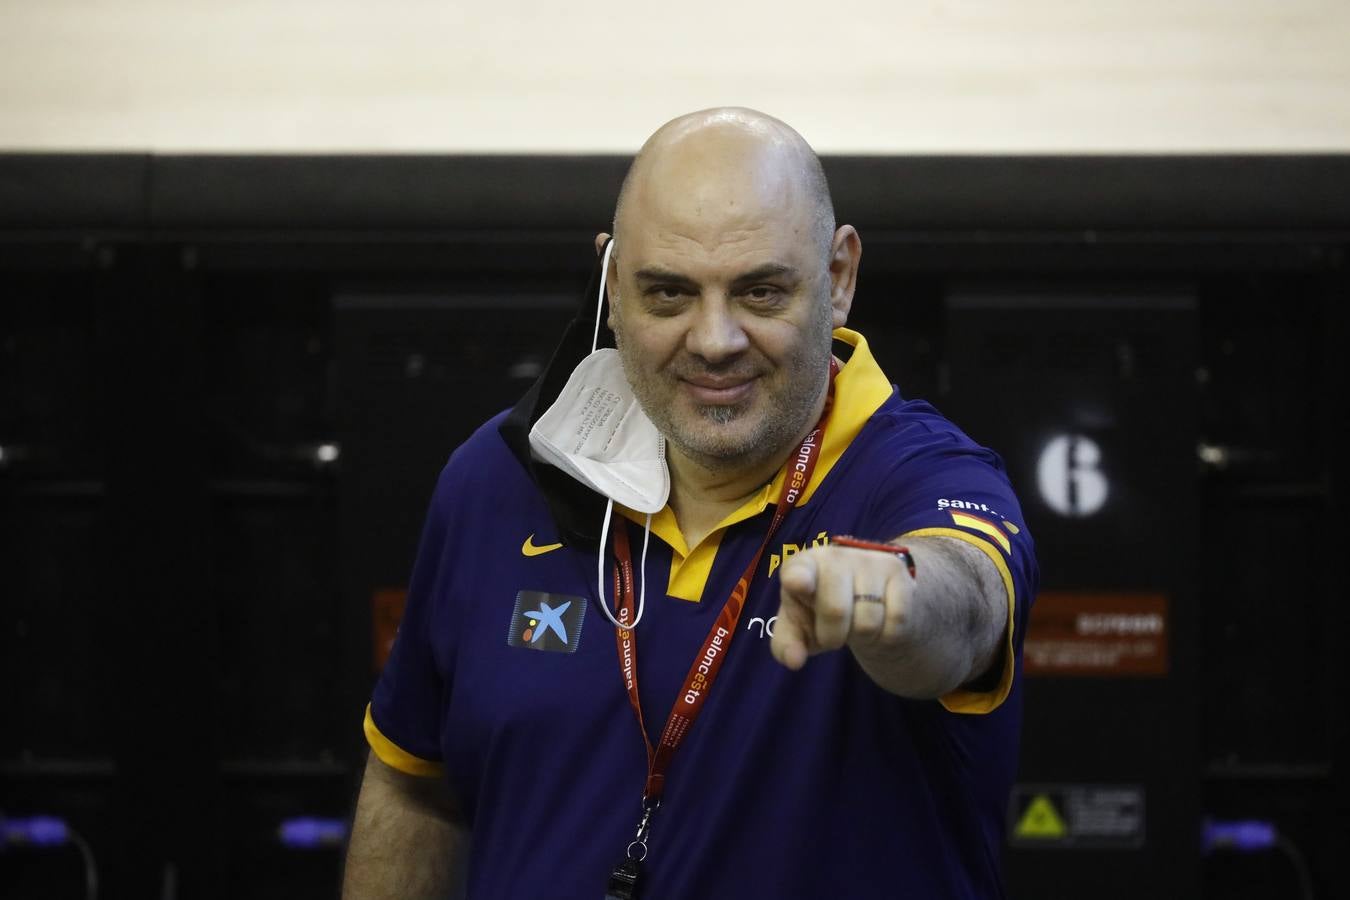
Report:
770,544,916,671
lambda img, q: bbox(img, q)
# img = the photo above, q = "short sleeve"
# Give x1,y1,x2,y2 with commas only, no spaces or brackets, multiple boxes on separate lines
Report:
364,463,459,777
859,406,1039,715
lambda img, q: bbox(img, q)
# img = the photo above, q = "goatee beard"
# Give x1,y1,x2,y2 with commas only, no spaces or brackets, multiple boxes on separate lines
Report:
697,404,743,426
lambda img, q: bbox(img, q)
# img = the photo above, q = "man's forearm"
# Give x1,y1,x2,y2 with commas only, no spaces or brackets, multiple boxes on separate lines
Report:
849,535,1007,699
342,752,470,900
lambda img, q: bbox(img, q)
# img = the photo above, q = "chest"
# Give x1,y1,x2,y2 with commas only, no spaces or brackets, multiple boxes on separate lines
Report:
435,510,850,764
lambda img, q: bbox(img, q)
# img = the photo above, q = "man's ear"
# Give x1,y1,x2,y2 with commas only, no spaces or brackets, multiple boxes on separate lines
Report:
594,232,610,256
827,225,861,328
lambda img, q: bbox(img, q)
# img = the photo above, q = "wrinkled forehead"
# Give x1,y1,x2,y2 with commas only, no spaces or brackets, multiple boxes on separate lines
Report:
618,140,818,267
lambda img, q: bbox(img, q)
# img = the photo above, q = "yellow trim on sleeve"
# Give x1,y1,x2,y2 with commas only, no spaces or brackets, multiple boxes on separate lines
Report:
364,704,445,778
903,527,1017,715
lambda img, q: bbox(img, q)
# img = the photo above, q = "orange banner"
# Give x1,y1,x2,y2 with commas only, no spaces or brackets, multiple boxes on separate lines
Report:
1024,592,1168,677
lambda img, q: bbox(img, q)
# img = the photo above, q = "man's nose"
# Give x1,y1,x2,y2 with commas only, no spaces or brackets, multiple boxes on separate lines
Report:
684,295,750,363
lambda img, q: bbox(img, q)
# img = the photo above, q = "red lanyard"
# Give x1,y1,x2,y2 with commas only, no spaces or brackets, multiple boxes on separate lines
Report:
607,363,837,810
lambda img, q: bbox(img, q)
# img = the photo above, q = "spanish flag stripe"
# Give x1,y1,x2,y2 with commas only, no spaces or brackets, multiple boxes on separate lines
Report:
949,511,1012,555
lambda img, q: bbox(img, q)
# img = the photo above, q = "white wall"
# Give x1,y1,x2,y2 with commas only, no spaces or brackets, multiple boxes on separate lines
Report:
2,0,1348,153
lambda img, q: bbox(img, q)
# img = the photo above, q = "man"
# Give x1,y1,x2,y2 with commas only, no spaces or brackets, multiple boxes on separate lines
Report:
343,108,1037,899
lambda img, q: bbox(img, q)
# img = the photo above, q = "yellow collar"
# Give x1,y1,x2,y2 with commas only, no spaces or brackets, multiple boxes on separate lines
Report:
620,327,893,571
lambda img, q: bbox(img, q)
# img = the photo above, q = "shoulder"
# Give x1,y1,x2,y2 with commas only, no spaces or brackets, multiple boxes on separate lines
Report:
428,409,538,516
844,393,1036,585
411,410,552,595
857,394,1008,476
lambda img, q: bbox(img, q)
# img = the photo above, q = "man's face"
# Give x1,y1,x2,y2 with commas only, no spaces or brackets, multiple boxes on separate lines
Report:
608,172,836,471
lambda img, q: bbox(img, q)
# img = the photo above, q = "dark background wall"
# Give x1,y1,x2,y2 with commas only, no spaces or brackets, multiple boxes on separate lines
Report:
1,154,1346,899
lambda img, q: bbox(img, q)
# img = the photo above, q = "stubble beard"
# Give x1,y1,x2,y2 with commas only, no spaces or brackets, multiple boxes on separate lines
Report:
615,299,835,474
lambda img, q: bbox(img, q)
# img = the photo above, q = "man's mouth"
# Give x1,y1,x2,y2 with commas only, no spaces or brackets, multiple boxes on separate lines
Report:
679,375,758,405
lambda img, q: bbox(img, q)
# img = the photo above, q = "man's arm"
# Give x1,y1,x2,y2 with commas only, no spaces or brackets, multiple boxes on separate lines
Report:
342,751,470,900
770,535,1007,699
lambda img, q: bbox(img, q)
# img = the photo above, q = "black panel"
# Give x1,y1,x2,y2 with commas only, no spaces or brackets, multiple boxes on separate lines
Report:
830,155,1350,231
0,275,105,475
945,284,1202,899
202,275,335,481
1,495,110,758
0,153,149,229
149,155,628,231
5,152,1347,235
1196,281,1333,765
212,495,344,760
841,276,946,403
333,287,577,596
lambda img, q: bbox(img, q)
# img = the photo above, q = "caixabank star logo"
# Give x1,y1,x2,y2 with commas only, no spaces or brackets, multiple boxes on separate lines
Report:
507,591,586,653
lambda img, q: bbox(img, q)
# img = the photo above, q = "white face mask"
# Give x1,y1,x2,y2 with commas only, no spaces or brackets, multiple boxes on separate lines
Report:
528,240,670,514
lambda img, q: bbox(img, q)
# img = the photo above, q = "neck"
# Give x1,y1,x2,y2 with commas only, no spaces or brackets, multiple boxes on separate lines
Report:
667,444,788,509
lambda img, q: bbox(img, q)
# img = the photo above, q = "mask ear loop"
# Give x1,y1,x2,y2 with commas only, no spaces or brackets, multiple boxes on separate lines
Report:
595,500,651,632
636,513,651,626
592,238,615,354
592,238,648,630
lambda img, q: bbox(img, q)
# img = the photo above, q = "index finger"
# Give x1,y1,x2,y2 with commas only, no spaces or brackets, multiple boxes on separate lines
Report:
771,553,819,671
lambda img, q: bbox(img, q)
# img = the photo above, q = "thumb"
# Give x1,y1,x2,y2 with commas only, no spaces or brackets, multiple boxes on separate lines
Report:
771,553,819,671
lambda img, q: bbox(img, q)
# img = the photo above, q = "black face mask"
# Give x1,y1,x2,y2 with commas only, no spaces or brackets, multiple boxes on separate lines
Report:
498,237,615,551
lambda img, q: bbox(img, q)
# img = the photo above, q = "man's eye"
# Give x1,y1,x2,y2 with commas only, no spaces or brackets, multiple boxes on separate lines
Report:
745,286,780,302
647,286,686,301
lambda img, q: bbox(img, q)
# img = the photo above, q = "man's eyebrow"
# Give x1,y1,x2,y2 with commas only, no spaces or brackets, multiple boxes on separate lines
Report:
729,263,799,289
633,266,697,286
631,263,801,288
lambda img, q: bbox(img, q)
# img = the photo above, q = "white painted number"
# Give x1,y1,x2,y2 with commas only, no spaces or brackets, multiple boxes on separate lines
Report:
1037,434,1108,517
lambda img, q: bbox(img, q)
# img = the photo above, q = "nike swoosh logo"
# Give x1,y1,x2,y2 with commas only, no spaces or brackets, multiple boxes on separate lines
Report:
521,534,564,557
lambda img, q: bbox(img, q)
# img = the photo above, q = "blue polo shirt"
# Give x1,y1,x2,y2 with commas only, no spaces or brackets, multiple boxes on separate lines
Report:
365,328,1037,899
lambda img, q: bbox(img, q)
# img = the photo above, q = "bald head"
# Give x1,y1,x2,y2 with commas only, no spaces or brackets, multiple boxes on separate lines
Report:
613,107,835,264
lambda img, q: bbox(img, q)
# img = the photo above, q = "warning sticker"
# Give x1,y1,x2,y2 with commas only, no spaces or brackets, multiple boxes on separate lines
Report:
1014,794,1067,839
1009,784,1145,849
1024,592,1168,677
